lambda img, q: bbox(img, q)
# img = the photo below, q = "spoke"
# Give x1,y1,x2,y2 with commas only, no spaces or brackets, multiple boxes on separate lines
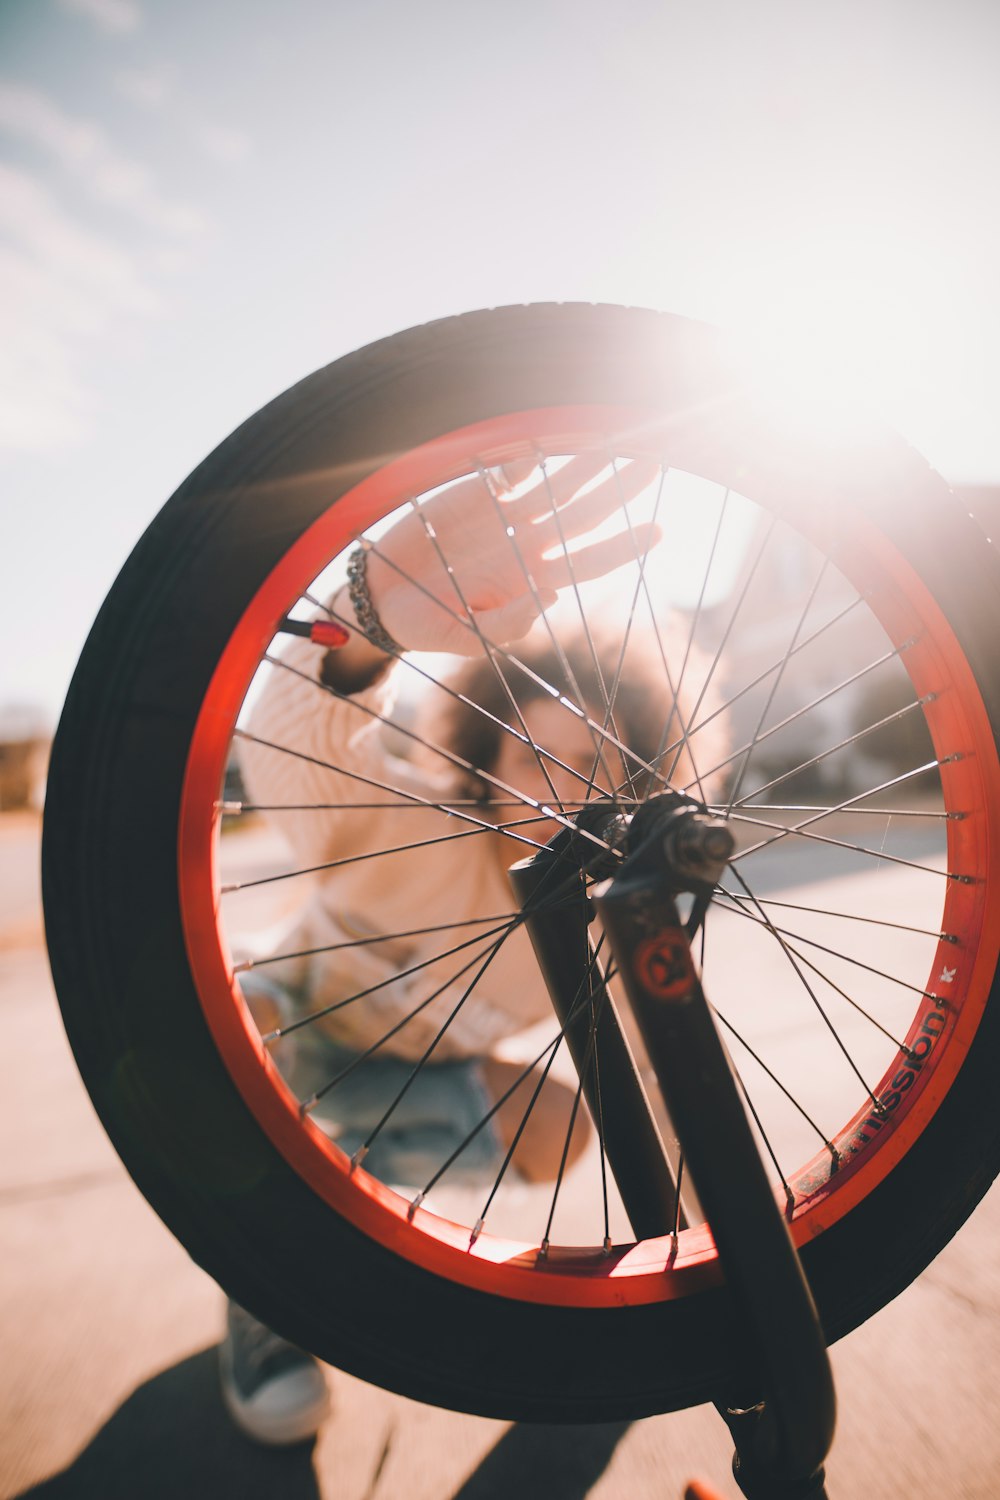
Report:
540,945,614,1255
726,866,880,1109
600,458,711,802
729,695,934,807
470,934,611,1249
364,536,676,794
234,798,608,814
583,462,673,802
670,1154,685,1253
649,513,778,785
263,651,616,855
234,728,553,855
659,484,730,795
306,587,614,809
599,465,677,810
732,802,950,819
468,1037,571,1247
668,486,731,774
726,557,831,813
418,948,612,1216
263,919,520,1043
663,593,869,775
685,640,916,799
249,884,588,980
305,926,512,1114
730,1058,798,1212
727,802,957,881
713,887,939,1004
408,502,565,809
728,760,947,863
235,912,523,974
739,895,954,944
711,1004,838,1161
482,462,621,797
587,940,613,1250
222,818,542,894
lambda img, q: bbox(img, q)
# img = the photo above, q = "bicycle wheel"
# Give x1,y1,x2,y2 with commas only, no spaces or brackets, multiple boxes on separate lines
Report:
43,304,1000,1421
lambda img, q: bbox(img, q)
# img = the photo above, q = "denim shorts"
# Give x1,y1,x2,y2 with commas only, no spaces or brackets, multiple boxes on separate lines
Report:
241,972,505,1191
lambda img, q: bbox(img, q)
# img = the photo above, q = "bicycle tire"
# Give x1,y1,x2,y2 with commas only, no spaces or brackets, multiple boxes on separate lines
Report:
43,304,1000,1421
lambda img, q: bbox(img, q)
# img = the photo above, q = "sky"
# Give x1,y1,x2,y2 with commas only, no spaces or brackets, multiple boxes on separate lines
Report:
2,0,1000,723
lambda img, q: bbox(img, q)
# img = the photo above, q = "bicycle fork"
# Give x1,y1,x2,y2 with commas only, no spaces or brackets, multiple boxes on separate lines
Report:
510,795,835,1500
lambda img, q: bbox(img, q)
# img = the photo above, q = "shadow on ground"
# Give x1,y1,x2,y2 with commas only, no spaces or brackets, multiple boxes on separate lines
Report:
16,1348,322,1500
15,1345,631,1500
450,1419,631,1499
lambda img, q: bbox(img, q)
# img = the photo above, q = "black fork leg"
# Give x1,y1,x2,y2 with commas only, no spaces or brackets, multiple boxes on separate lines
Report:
509,839,683,1240
593,862,834,1500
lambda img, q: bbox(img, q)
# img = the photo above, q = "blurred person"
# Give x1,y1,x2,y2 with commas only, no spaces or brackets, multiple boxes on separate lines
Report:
224,458,724,1443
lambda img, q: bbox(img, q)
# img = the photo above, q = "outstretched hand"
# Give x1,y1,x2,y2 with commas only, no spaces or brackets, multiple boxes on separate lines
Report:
365,455,661,655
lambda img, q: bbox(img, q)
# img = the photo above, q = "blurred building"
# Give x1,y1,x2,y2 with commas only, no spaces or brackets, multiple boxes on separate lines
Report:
0,705,51,812
684,484,998,802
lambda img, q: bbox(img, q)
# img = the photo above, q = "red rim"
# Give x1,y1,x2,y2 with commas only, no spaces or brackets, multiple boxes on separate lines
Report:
179,407,1000,1306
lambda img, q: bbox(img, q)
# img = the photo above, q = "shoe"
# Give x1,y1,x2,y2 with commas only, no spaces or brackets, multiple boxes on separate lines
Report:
219,1300,331,1445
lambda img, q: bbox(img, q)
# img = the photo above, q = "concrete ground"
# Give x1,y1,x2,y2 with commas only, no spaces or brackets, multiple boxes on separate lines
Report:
3,809,999,1500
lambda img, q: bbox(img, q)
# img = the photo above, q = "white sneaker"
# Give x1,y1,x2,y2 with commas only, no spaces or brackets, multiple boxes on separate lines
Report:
219,1300,331,1445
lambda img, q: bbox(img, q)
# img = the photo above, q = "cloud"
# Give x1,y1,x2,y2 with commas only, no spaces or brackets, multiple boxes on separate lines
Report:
197,122,252,165
57,0,141,35
0,163,162,450
0,81,209,238
114,68,170,109
0,163,159,312
111,71,253,168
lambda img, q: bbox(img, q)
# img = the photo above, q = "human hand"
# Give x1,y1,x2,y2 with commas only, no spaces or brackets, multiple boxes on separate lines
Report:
364,455,661,655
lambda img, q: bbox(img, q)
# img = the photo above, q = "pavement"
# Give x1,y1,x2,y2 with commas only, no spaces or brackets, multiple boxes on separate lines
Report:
2,809,1000,1500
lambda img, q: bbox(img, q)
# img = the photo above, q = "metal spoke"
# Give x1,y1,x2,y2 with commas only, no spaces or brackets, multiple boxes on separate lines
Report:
726,866,881,1109
221,816,544,895
659,484,730,795
582,462,673,802
600,458,709,802
728,759,948,862
481,461,621,798
730,1055,798,1213
726,557,831,813
363,535,676,793
684,641,917,799
587,939,613,1250
416,949,613,1218
262,919,520,1043
736,895,954,944
234,912,524,975
470,934,611,1249
304,926,512,1114
566,465,668,804
727,803,957,881
648,513,779,786
713,887,939,1005
728,696,934,807
306,586,613,808
732,802,950,819
663,594,869,776
540,947,616,1255
711,1005,838,1162
408,502,566,809
234,728,552,855
231,798,603,814
263,651,615,854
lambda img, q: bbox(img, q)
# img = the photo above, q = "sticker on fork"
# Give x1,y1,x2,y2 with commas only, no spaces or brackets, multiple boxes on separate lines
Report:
634,930,696,1000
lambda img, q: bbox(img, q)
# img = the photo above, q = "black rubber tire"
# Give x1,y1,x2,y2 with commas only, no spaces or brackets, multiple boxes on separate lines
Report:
42,304,1000,1421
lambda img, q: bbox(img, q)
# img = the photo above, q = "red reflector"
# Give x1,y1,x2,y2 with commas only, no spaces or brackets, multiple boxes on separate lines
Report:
309,620,351,648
